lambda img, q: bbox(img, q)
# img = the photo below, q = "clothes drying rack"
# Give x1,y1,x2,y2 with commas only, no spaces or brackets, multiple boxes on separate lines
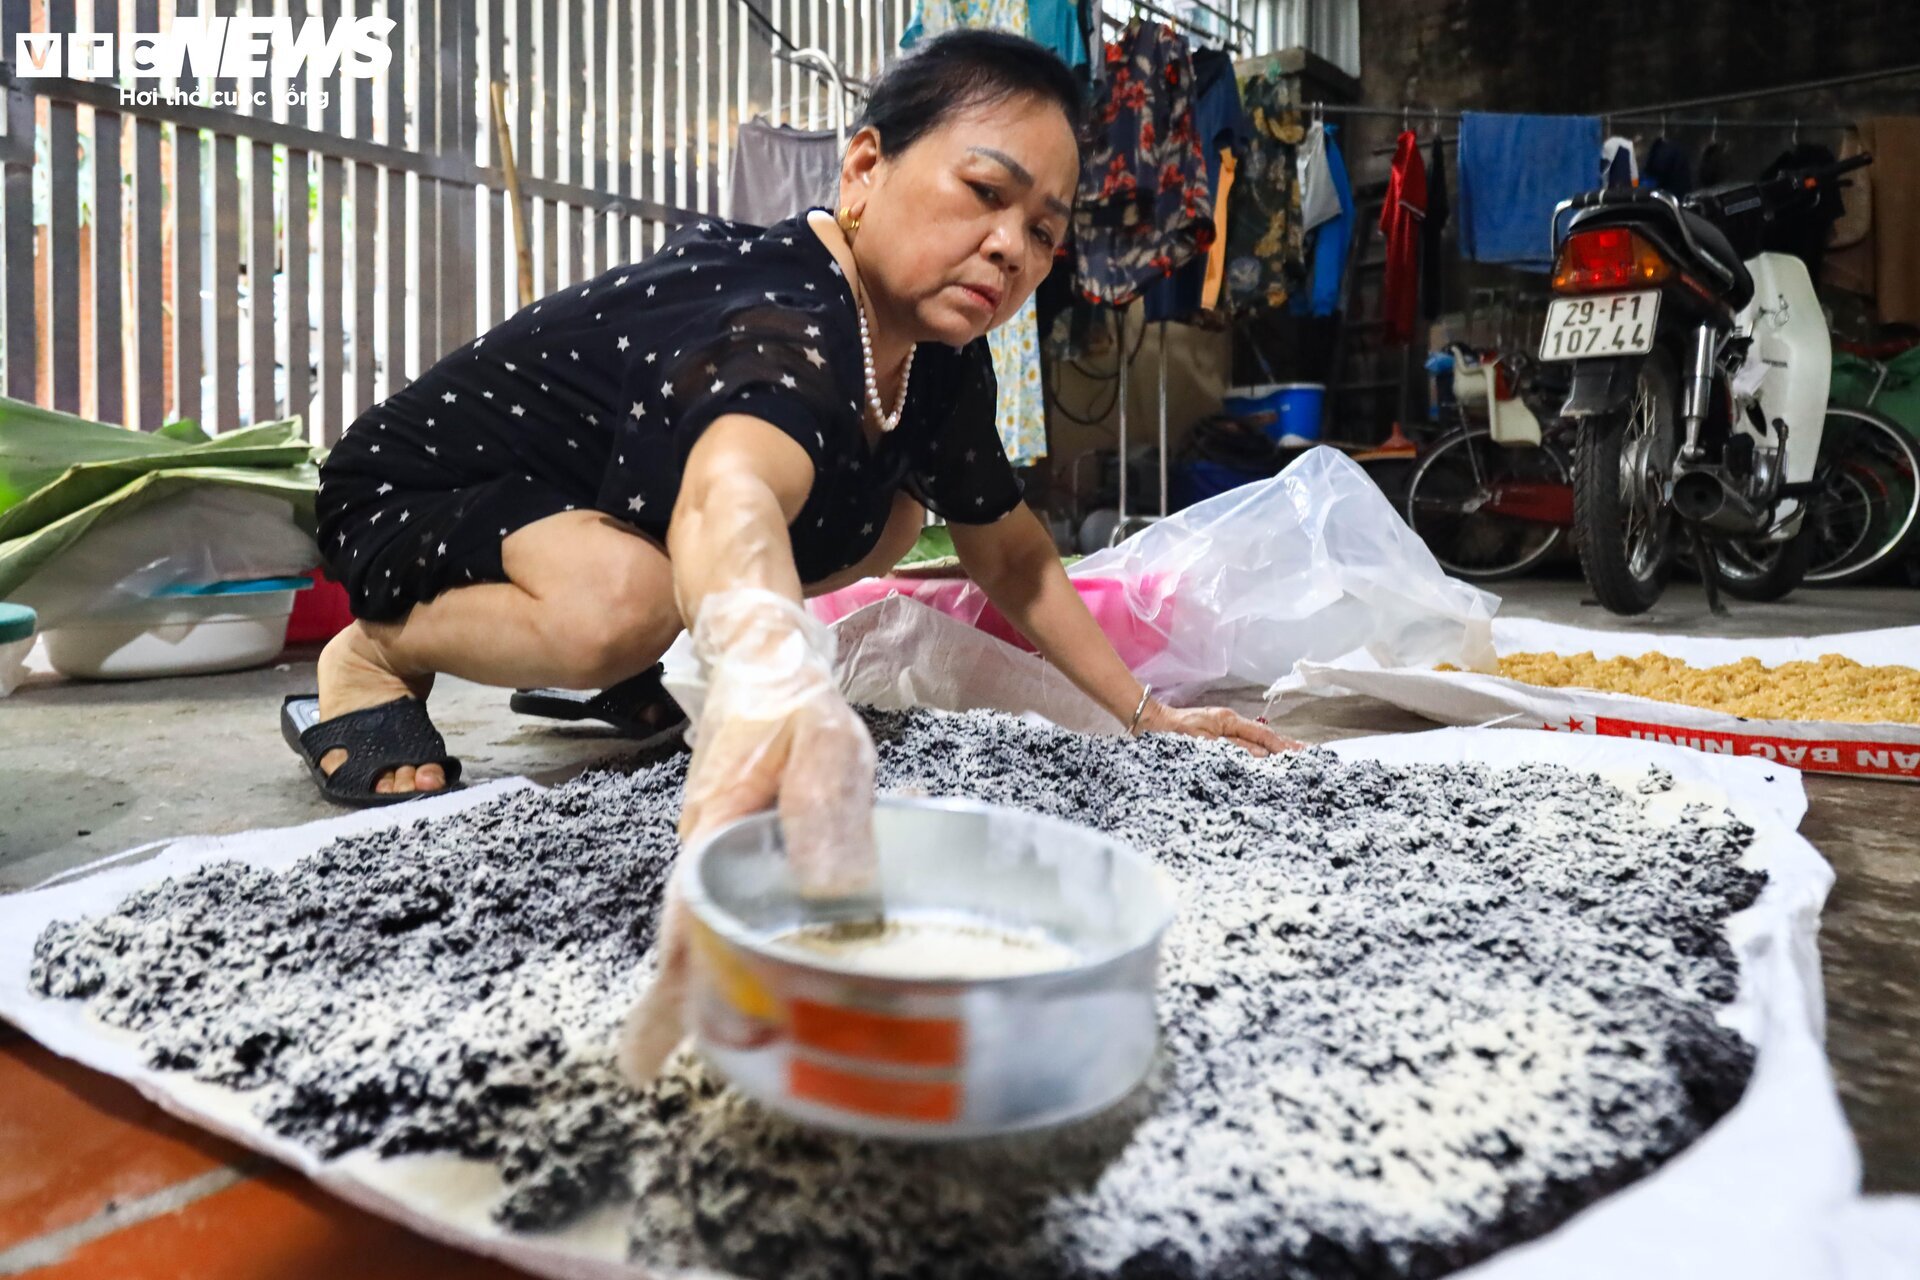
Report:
1300,60,1920,155
1097,0,1251,57
769,47,865,149
1104,315,1178,547
1090,9,1249,544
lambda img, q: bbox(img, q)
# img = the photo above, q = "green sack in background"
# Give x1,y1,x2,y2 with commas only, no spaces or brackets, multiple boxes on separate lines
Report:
1832,349,1920,438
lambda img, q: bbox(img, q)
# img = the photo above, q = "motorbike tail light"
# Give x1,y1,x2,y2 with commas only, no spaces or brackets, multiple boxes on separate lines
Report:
1552,227,1674,293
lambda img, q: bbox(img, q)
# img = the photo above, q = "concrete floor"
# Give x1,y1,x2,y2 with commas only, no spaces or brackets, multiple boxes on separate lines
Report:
2,575,1916,1192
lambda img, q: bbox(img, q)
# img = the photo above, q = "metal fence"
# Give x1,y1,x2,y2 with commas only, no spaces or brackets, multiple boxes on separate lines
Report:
0,0,916,443
1,0,1285,443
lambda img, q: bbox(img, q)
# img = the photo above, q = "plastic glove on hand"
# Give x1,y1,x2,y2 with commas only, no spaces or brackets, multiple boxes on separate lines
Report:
1139,702,1305,757
618,589,878,1087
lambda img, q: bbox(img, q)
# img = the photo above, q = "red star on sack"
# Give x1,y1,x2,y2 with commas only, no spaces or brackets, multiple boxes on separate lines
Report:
1564,716,1587,734
1540,722,1561,732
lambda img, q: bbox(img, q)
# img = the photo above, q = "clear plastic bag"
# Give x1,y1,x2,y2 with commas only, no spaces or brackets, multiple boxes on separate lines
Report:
1068,446,1498,693
7,488,319,629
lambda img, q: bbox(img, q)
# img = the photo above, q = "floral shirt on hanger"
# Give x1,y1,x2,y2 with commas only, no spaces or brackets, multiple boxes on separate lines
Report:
1223,74,1307,313
1073,20,1215,308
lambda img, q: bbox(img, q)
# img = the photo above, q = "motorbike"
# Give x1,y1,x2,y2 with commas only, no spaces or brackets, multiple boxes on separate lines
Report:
1543,154,1875,614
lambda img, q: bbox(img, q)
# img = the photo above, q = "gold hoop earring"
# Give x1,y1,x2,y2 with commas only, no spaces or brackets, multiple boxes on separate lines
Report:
836,206,861,234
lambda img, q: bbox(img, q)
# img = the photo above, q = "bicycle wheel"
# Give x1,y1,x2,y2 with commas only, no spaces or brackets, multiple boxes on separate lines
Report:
1404,427,1572,581
1805,406,1920,585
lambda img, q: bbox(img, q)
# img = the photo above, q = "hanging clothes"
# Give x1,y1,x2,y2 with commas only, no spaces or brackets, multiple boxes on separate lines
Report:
902,0,1084,64
1642,137,1694,194
989,297,1048,466
1421,133,1450,321
1074,20,1214,308
1297,121,1340,232
1289,122,1354,318
1027,0,1087,68
1698,139,1737,187
1200,151,1238,311
728,120,842,227
1221,74,1305,314
1141,46,1249,323
897,0,1051,465
1075,0,1099,80
899,0,1028,47
1379,130,1427,346
1602,135,1639,188
1456,112,1602,271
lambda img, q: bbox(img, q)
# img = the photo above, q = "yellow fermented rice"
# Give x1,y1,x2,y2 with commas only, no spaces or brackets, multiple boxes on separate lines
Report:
1442,651,1920,724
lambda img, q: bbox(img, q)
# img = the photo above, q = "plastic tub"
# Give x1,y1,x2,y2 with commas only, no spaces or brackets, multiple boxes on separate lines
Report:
1222,383,1284,434
680,797,1178,1139
1223,383,1327,445
43,576,312,680
0,602,36,696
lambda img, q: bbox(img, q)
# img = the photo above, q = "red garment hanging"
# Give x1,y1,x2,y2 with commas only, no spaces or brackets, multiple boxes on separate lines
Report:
1379,130,1428,345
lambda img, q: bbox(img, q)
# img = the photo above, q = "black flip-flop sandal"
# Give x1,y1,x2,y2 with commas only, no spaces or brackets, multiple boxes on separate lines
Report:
509,664,688,749
281,694,466,808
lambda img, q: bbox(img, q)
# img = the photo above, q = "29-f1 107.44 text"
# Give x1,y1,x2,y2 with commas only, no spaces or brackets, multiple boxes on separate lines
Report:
1538,291,1660,361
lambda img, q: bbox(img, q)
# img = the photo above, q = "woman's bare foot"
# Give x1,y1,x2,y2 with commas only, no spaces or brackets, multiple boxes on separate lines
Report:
315,622,445,795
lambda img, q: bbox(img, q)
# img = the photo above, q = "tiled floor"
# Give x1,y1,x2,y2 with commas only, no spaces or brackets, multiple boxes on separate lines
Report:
0,1027,527,1278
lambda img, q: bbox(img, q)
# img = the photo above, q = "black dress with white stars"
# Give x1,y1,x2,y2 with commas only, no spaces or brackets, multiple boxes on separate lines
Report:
315,209,1024,622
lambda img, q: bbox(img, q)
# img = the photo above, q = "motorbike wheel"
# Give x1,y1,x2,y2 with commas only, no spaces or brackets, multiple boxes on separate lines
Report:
1574,350,1680,615
1712,530,1813,601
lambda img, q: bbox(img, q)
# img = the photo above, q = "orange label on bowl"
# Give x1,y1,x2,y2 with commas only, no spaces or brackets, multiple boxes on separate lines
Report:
790,998,963,1068
690,917,778,1021
788,1056,962,1123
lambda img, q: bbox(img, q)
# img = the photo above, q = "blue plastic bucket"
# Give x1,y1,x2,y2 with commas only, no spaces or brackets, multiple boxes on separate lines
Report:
1273,383,1326,445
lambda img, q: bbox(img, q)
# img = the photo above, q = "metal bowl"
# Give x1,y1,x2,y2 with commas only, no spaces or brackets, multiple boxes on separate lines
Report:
680,797,1178,1140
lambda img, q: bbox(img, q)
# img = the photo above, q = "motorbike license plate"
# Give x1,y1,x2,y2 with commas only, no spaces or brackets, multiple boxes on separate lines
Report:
1538,291,1661,361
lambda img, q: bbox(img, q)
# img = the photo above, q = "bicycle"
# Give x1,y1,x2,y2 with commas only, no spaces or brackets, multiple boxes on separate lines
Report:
1406,348,1920,588
1799,357,1920,586
1403,349,1576,582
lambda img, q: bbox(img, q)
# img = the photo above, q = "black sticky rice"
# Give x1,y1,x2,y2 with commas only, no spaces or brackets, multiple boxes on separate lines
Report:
31,709,1765,1278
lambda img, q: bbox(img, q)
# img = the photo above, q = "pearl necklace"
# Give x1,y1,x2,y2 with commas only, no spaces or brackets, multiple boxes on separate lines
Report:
856,302,914,432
